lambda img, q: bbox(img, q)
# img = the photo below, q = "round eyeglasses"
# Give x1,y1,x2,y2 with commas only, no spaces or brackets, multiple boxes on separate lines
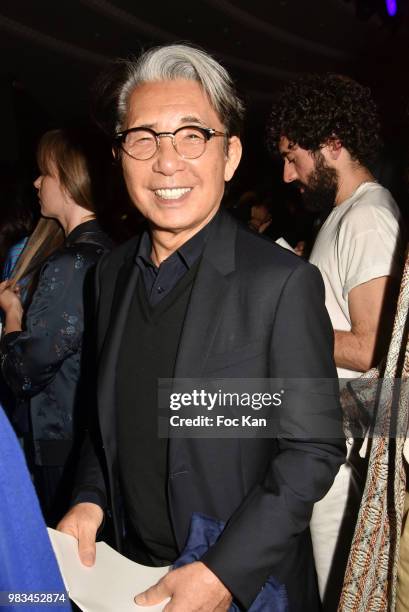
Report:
114,125,226,161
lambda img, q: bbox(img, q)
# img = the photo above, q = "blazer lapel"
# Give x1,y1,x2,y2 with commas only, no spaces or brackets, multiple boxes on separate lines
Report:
174,209,237,378
98,255,140,465
170,211,237,473
173,259,229,378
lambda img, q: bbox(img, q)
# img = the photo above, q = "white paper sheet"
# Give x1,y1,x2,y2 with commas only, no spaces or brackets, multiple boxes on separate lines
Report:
275,237,296,253
48,528,170,612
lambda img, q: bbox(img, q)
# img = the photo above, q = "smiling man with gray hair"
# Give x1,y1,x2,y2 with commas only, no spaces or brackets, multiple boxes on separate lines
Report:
58,44,345,611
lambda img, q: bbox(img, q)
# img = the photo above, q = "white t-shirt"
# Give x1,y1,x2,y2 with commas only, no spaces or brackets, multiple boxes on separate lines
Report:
309,181,402,378
309,182,403,601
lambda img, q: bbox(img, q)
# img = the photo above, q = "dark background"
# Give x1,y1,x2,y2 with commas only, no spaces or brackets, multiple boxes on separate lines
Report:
1,0,408,208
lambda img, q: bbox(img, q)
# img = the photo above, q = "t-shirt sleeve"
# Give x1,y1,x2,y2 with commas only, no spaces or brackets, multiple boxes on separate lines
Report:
338,200,402,300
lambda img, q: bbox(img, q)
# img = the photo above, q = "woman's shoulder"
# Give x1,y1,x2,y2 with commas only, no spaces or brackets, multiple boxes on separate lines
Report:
28,244,102,305
70,228,113,252
41,239,107,277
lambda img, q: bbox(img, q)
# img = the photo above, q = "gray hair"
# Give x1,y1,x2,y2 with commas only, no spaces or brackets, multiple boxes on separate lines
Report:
116,44,245,136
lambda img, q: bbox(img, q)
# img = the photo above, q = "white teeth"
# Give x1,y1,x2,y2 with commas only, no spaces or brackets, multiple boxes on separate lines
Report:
155,188,191,200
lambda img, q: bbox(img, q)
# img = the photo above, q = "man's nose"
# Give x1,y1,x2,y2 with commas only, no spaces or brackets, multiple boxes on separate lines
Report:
283,161,297,183
152,136,185,175
33,175,42,189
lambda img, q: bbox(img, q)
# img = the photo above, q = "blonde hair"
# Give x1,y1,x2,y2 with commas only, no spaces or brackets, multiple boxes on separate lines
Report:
10,218,64,286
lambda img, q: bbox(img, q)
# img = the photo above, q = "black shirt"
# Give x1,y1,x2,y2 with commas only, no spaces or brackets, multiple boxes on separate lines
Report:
135,221,211,305
116,220,213,565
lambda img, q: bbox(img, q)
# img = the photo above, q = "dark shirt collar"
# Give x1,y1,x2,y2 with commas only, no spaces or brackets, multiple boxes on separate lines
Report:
65,219,100,245
135,211,218,270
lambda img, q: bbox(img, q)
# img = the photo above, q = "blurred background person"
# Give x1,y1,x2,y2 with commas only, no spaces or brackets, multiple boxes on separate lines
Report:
0,167,38,281
231,186,316,256
0,127,112,525
248,198,273,233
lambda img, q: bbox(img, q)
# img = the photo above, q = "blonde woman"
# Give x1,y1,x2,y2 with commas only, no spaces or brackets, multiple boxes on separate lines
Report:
0,128,111,524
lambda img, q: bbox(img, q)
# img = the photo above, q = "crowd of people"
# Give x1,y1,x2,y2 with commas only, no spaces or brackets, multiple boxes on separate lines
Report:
0,43,408,612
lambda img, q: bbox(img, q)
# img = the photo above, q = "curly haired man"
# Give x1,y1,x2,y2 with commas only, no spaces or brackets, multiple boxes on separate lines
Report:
269,74,404,610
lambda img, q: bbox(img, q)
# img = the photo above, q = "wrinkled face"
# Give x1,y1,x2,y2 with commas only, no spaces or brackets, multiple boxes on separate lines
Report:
279,136,338,212
33,163,67,221
120,79,241,234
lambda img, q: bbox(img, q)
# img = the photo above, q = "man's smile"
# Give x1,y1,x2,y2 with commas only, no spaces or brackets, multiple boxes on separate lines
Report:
154,187,192,200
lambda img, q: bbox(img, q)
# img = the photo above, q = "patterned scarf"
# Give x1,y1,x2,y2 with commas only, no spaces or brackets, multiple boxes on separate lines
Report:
339,249,409,611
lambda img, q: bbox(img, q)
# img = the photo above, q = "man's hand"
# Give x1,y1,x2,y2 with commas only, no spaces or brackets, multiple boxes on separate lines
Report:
134,561,232,611
294,241,305,257
56,502,103,567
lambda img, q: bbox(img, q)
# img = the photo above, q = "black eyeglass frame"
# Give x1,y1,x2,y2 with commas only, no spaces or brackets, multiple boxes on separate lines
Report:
113,125,227,160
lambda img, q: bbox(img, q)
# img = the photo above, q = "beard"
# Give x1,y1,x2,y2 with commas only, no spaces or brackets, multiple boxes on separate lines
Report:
298,153,339,213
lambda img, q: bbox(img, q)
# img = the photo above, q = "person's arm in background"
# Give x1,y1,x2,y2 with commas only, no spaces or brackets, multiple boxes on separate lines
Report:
335,275,398,372
0,280,23,333
334,199,403,373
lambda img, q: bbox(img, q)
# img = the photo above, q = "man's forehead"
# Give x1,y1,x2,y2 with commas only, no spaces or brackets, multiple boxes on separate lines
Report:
278,136,298,154
125,79,220,128
132,115,207,130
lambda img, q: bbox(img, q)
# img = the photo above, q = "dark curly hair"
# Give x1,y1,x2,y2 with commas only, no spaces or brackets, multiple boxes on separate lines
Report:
267,73,381,166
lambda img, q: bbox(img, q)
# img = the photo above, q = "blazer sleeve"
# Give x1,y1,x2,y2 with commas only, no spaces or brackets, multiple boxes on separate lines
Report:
1,248,96,398
70,255,109,510
71,432,107,509
202,262,346,608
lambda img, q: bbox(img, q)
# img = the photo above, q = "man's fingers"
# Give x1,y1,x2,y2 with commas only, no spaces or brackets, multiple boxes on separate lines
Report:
58,518,97,566
56,520,77,539
56,503,103,567
77,524,97,566
134,578,171,606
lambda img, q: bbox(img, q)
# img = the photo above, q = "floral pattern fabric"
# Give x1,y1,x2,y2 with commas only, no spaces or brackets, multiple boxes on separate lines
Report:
0,221,111,466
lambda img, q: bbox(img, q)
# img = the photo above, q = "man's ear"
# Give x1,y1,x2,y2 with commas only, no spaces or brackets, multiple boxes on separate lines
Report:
224,136,242,182
323,137,343,161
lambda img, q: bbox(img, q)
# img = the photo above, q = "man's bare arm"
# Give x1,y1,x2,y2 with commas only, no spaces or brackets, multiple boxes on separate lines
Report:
334,275,397,372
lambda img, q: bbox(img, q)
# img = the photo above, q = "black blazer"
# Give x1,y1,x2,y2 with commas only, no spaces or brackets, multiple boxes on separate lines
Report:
74,211,345,610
